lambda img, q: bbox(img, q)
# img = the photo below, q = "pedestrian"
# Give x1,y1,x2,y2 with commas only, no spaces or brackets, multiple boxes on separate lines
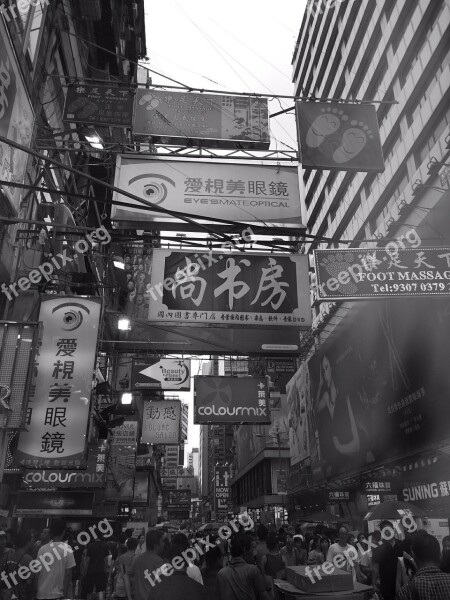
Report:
30,528,50,560
254,525,269,570
307,535,325,565
82,532,110,600
171,533,203,584
280,534,302,566
5,533,34,600
396,532,450,599
261,533,287,596
372,520,399,600
201,546,222,600
113,539,136,600
440,535,450,573
36,519,75,600
359,529,381,584
327,526,361,585
150,534,206,600
127,529,165,600
217,534,272,600
293,535,307,565
135,534,145,556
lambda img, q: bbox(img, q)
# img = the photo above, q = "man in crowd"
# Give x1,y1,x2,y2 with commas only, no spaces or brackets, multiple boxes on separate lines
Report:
372,520,399,600
397,533,450,600
31,528,51,560
280,533,302,566
327,525,361,584
82,533,110,600
36,519,75,600
127,529,165,600
218,534,272,600
254,525,269,570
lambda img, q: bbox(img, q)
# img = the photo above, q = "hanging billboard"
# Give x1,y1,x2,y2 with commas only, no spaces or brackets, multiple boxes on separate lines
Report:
297,298,450,480
148,250,312,327
194,376,270,424
15,491,94,516
63,84,134,127
0,19,34,212
133,90,269,149
286,362,314,466
105,421,137,501
214,465,231,518
296,101,384,172
314,247,450,300
141,399,181,444
111,156,303,228
15,296,102,469
132,358,191,391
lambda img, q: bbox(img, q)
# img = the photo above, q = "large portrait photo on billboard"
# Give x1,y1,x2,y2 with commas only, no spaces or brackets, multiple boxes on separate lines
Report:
307,298,450,480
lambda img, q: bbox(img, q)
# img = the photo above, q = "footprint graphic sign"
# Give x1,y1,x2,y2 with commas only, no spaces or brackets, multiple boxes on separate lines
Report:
296,102,384,172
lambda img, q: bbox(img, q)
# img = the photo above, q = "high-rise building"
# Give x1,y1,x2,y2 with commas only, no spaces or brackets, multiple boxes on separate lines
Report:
188,447,200,476
288,0,450,517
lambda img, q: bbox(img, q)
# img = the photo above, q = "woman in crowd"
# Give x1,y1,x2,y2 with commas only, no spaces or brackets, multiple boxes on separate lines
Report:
307,535,326,565
261,533,287,579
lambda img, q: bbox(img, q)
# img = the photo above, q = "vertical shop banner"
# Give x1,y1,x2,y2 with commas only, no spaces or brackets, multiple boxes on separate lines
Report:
15,297,102,468
133,90,269,149
141,400,181,444
296,102,384,172
63,84,134,127
149,250,311,327
112,157,302,228
0,19,34,211
133,472,149,504
105,421,137,501
214,465,231,518
286,362,315,466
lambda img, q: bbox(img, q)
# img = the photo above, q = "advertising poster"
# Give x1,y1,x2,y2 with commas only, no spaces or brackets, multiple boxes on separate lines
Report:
296,101,384,172
112,156,302,228
133,472,149,504
118,242,153,320
141,400,181,444
303,298,450,479
194,376,270,424
105,421,137,501
132,358,191,391
15,491,94,516
63,84,134,127
0,19,34,212
286,362,315,466
15,297,102,468
149,250,311,327
133,90,269,148
214,465,231,518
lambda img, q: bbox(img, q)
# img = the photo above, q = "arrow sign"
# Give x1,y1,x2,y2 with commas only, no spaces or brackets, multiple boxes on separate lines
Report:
132,358,191,391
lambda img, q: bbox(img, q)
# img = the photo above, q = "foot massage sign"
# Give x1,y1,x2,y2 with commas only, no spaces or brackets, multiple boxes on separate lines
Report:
296,101,385,172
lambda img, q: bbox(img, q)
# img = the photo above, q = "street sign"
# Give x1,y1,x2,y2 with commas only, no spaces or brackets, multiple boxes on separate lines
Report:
132,358,191,391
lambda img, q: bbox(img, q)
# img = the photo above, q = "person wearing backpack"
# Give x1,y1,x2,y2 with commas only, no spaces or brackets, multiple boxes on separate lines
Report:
396,532,450,600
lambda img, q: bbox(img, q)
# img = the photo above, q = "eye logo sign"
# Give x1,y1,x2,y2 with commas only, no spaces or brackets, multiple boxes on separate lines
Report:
51,303,91,331
128,174,176,205
0,385,11,411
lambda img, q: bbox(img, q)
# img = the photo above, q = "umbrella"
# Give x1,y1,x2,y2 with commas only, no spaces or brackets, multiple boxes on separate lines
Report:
154,521,179,532
196,522,223,533
364,500,427,521
299,510,347,523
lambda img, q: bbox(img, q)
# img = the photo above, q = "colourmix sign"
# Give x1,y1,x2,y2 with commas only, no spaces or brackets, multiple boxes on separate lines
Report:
194,376,270,424
111,156,303,229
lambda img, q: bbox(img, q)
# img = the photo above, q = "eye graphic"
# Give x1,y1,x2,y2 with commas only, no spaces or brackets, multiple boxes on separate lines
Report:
128,174,176,206
51,302,90,331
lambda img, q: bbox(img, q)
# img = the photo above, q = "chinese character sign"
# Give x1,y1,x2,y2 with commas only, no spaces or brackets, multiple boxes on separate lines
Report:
141,400,181,444
149,250,311,327
194,376,270,424
105,423,137,501
15,297,102,468
112,157,302,228
63,84,134,127
133,90,269,149
296,101,384,172
0,19,34,212
315,247,450,300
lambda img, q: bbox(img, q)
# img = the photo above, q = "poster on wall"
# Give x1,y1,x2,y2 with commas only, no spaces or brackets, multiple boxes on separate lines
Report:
297,298,450,479
15,297,102,468
0,19,34,212
296,101,384,172
286,362,315,466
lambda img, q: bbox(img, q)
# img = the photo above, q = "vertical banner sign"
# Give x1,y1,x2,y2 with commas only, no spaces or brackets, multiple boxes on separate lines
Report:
15,297,102,468
215,465,231,519
0,19,34,211
141,400,181,444
296,102,384,172
105,421,137,501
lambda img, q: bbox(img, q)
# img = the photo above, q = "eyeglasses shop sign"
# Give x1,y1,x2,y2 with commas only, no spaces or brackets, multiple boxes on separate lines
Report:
194,376,270,424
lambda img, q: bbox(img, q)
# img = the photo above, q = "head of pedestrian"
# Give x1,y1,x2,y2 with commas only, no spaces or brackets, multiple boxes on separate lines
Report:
379,520,394,543
357,533,366,544
320,536,330,555
443,535,450,553
230,534,253,562
168,533,190,569
145,529,165,556
257,525,268,542
337,526,349,547
40,527,51,544
285,534,294,550
411,532,441,569
49,520,66,541
126,537,138,552
293,535,303,551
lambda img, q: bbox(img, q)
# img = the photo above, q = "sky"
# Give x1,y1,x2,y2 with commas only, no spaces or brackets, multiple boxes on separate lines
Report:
144,0,307,457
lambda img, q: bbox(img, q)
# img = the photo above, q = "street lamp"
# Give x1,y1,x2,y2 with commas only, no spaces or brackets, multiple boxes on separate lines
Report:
118,317,131,330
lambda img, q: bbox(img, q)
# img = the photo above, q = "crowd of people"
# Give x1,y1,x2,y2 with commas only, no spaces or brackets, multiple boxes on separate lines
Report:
0,520,449,600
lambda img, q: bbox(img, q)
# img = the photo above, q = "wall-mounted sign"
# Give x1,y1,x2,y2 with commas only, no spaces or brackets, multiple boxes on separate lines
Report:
105,421,137,501
149,250,311,327
0,19,34,212
132,358,191,391
22,442,107,488
194,376,270,424
314,248,450,300
296,101,384,172
141,400,181,444
215,465,231,517
15,297,102,469
328,491,350,502
63,84,134,127
133,90,269,149
112,157,302,228
365,481,392,494
15,491,94,515
162,488,191,509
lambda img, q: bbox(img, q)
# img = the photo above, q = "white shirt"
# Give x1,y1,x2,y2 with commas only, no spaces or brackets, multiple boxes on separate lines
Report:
327,542,359,584
37,541,76,599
